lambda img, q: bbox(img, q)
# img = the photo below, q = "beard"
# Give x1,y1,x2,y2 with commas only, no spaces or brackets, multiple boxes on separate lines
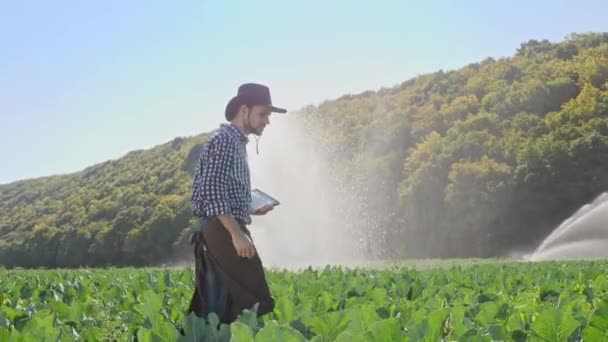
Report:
247,123,264,136
244,112,265,136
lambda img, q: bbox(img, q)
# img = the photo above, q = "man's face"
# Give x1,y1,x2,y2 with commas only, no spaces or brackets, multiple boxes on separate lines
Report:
245,105,271,136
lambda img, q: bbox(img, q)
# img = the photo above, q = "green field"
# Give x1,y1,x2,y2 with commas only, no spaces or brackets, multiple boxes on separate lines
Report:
1,260,608,341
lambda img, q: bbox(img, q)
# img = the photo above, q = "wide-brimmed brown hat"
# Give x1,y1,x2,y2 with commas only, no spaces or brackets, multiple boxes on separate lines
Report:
225,83,287,119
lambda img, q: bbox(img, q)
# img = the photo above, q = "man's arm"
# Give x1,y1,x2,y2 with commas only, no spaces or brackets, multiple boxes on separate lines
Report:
216,215,256,258
200,136,256,258
199,136,232,217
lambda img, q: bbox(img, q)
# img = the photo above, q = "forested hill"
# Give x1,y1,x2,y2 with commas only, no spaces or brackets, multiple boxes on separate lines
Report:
0,134,210,267
300,32,608,258
2,32,608,267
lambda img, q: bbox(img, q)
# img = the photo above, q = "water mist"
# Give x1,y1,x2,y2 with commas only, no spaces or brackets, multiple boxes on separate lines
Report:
247,114,369,269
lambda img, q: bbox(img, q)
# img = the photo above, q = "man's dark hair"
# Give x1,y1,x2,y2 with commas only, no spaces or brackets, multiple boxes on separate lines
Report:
225,96,253,121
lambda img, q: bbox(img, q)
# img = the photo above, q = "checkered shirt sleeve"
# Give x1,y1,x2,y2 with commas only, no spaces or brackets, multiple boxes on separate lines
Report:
191,134,235,217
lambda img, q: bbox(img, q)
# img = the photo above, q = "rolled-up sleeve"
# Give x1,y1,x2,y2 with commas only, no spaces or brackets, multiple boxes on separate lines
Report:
200,135,235,217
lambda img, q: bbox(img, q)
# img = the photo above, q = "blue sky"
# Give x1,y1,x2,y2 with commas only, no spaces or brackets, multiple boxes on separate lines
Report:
1,0,607,184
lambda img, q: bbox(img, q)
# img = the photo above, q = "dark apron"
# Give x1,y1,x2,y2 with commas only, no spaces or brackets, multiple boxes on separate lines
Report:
187,218,275,323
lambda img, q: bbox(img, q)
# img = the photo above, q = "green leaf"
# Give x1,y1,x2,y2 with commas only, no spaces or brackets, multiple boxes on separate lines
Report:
319,291,335,312
49,299,70,319
487,324,508,340
230,322,254,342
539,285,561,302
218,323,231,342
408,319,429,342
447,305,469,338
365,317,401,341
135,290,163,318
589,300,608,330
293,300,314,322
530,307,580,341
142,317,153,329
137,327,154,342
200,313,223,342
1,306,27,325
275,296,296,324
20,282,34,299
236,308,260,333
408,278,422,300
507,312,526,332
208,312,220,330
511,330,528,342
255,320,306,342
164,271,175,288
334,330,368,342
346,304,379,333
459,328,480,340
461,336,491,342
583,300,608,341
79,327,105,342
0,328,11,342
20,311,61,341
371,288,389,308
153,321,180,341
476,301,499,326
304,310,350,341
68,299,84,323
583,326,608,341
408,308,448,342
427,308,449,338
478,293,498,303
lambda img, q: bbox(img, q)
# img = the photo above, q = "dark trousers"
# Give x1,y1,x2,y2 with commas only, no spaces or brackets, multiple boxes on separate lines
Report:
187,218,275,323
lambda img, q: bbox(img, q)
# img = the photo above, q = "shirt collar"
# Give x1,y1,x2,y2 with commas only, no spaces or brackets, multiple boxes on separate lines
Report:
221,123,249,144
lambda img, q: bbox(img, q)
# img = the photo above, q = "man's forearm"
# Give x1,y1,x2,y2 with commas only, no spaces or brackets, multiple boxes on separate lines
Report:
216,214,244,238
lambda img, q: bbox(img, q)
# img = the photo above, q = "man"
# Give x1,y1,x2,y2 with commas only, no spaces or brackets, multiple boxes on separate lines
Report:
188,83,287,323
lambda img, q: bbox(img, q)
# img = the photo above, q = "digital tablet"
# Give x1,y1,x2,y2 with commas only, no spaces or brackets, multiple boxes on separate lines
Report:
250,188,280,212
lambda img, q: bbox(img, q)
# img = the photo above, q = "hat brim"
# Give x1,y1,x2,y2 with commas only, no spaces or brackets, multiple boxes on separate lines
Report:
228,95,287,114
268,105,287,114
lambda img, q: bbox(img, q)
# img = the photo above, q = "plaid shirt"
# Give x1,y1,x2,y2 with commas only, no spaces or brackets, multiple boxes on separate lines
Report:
191,123,252,225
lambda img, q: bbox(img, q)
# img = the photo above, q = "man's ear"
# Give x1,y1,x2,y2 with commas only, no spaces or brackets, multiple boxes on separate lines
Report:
239,104,249,117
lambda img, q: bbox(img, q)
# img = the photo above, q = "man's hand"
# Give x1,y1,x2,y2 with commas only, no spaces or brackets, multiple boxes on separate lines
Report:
216,215,257,258
251,204,275,216
231,230,256,258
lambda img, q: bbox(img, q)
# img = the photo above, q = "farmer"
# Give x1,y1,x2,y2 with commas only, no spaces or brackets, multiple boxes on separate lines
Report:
188,83,286,323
